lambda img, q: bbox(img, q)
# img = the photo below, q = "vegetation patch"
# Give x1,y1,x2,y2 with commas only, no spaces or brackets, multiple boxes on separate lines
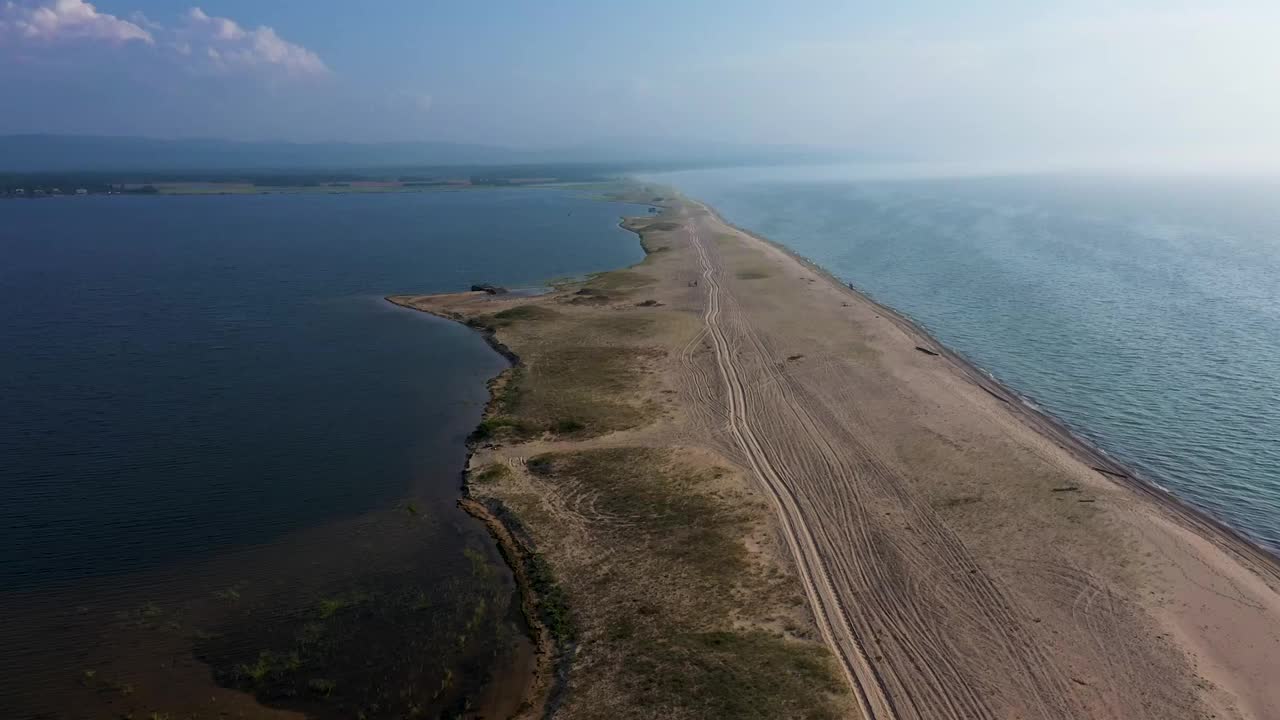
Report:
528,449,746,582
494,345,654,438
524,553,573,644
316,591,369,619
512,447,849,719
582,314,654,338
495,304,559,321
568,288,612,305
196,557,521,720
623,630,846,720
568,292,612,305
471,304,561,329
471,462,514,484
471,415,540,442
736,268,771,280
582,270,655,296
551,418,586,434
640,239,670,254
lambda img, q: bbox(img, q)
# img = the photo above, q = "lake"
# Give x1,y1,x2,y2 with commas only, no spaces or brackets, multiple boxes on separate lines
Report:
0,188,646,719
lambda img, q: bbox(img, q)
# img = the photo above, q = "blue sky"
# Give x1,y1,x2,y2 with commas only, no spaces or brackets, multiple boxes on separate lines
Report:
4,1,1280,168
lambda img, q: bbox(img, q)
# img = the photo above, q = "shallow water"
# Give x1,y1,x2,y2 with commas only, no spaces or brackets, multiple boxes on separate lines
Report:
654,168,1280,554
0,188,646,718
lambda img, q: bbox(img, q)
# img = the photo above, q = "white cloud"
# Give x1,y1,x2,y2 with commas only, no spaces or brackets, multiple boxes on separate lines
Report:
183,6,327,77
1,3,326,79
129,10,160,32
0,0,153,44
187,7,242,41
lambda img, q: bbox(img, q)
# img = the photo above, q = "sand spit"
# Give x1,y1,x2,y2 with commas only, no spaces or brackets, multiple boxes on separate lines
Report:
391,190,1280,720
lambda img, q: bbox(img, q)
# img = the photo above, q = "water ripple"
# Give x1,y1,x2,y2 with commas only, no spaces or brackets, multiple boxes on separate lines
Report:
666,170,1280,555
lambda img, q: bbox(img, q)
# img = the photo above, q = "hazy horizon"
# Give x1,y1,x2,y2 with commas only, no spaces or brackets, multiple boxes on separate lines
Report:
4,1,1280,172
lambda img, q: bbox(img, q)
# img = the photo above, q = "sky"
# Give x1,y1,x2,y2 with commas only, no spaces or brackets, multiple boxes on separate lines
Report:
3,0,1280,169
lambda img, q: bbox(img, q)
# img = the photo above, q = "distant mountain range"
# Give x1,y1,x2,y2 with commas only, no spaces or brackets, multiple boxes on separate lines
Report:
0,134,882,173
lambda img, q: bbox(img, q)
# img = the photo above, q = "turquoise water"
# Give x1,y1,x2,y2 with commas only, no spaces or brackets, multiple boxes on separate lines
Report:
0,188,646,718
655,168,1280,554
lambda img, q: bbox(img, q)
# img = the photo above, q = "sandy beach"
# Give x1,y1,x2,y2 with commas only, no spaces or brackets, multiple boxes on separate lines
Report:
391,190,1280,719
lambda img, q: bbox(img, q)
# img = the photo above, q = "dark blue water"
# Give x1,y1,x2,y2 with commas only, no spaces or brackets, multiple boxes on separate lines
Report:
656,168,1280,554
0,188,645,718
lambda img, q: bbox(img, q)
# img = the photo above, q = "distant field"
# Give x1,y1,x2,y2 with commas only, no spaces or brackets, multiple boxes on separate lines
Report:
151,182,260,194
148,178,568,195
2,164,613,198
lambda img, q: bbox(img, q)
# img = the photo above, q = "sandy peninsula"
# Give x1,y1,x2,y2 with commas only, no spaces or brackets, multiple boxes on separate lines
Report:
390,188,1280,720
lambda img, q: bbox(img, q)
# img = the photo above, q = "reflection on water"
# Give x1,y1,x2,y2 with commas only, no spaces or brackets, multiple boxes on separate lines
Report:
0,190,644,718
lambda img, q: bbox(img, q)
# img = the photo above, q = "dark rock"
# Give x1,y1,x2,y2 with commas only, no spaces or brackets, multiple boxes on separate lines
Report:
470,283,508,295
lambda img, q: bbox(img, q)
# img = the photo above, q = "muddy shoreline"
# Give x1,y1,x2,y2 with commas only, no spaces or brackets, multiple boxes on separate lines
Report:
386,295,569,719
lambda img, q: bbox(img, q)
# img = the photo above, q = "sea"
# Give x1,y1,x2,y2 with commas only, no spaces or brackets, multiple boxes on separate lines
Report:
652,166,1280,556
0,188,646,719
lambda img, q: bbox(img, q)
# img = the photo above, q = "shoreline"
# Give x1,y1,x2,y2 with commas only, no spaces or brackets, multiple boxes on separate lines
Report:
386,293,568,719
695,199,1280,573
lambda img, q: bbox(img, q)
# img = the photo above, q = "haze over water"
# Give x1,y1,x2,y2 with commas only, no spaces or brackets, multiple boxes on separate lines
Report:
0,188,646,719
657,167,1280,554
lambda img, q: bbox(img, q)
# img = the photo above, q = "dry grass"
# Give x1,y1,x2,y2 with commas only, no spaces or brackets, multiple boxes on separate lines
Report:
520,448,848,720
475,344,654,440
528,449,748,587
468,304,560,330
581,270,655,297
471,462,513,485
461,284,665,441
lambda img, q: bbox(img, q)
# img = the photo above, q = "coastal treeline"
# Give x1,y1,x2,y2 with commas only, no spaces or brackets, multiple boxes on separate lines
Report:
1,163,622,198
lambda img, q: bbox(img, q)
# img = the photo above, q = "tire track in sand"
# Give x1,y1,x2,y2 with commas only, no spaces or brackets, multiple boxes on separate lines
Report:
687,215,1089,720
689,223,899,720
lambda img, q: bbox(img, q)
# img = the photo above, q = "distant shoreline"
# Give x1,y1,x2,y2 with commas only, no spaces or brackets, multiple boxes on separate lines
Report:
0,179,573,198
0,166,618,199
